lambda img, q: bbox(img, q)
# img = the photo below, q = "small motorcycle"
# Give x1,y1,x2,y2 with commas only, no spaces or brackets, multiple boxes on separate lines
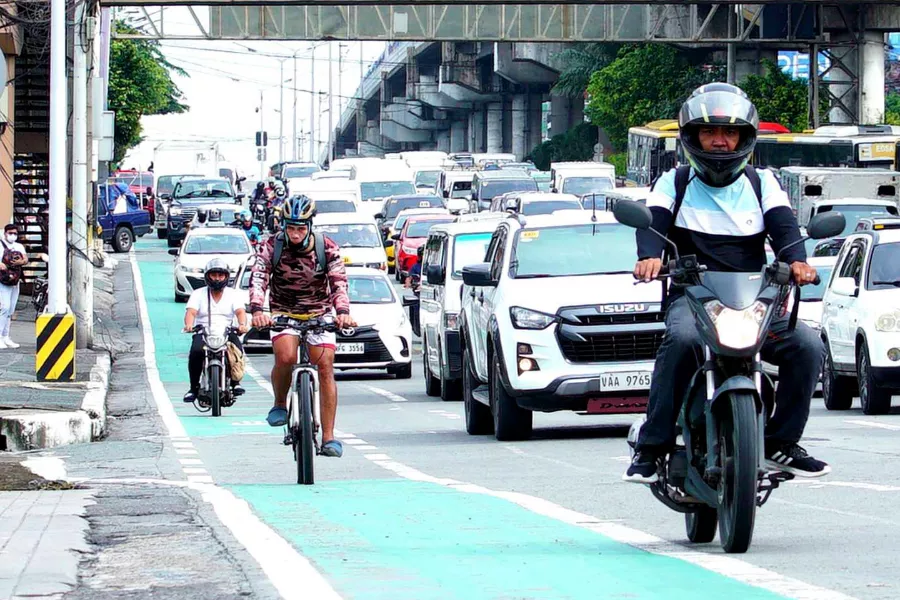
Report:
31,277,48,314
191,325,239,417
614,200,844,553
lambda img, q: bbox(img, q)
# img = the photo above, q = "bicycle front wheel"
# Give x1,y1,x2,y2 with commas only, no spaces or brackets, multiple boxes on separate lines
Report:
294,371,315,485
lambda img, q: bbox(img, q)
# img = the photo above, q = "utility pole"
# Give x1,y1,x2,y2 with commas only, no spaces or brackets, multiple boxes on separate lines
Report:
259,90,265,180
278,60,284,163
47,0,67,316
71,0,92,346
292,53,298,161
328,43,334,164
309,45,316,163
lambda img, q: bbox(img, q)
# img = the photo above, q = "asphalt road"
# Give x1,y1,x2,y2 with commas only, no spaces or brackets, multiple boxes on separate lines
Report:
66,238,900,599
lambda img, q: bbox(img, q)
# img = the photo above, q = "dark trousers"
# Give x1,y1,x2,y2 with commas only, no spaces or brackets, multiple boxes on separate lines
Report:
636,295,825,452
188,332,243,391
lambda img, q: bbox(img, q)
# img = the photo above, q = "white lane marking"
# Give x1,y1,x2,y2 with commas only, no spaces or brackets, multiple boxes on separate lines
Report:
173,441,194,448
428,409,462,420
362,385,408,402
335,431,356,439
355,445,378,451
845,419,900,431
791,480,900,492
130,253,188,439
501,445,593,474
133,252,345,600
233,421,268,426
364,453,391,461
342,438,369,446
183,468,208,475
246,362,275,397
368,458,855,600
180,459,204,466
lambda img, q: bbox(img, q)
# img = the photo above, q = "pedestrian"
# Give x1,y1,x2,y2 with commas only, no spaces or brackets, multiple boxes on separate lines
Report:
0,224,28,349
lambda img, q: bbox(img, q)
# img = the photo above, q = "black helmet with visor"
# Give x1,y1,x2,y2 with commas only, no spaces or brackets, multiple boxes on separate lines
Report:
678,83,759,188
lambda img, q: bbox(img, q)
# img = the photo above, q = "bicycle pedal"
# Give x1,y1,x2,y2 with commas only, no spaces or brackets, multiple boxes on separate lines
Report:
282,433,293,446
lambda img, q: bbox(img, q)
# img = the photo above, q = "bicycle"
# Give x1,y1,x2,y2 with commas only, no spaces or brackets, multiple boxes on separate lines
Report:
261,314,356,485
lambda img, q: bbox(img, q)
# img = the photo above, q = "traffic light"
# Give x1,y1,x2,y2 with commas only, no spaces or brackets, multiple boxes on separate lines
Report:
255,131,268,147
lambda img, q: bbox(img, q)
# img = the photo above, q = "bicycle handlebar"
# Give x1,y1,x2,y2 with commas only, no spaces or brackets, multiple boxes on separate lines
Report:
258,315,356,337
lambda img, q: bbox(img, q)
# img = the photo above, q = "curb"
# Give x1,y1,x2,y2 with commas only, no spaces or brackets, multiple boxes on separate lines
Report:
0,352,112,452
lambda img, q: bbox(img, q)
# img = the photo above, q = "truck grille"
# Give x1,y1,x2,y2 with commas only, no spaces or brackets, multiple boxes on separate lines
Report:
557,331,664,363
577,313,665,326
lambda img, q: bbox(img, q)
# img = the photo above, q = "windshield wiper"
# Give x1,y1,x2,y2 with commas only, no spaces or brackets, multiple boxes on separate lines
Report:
872,280,900,287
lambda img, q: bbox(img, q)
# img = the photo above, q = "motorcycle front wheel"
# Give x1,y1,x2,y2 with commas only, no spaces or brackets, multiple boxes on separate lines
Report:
209,364,222,417
716,392,758,553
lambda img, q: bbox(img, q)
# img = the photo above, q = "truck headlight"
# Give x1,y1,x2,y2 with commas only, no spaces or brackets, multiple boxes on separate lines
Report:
510,306,556,330
876,311,900,332
169,207,182,216
704,300,767,350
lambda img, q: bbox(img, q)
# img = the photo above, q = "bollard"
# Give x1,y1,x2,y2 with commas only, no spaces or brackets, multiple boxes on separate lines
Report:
35,312,76,381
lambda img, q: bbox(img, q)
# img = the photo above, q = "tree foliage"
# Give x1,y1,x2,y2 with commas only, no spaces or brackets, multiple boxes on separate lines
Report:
525,123,598,171
885,92,900,125
584,45,723,151
550,43,620,99
108,22,188,164
738,59,812,132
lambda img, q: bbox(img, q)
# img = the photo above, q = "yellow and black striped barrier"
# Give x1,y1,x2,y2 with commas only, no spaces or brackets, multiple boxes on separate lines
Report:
35,312,76,381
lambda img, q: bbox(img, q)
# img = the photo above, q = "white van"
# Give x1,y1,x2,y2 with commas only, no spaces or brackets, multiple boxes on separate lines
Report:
313,213,388,271
355,166,417,216
550,162,617,196
418,219,502,400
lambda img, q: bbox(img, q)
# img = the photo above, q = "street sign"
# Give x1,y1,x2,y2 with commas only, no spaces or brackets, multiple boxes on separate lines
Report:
257,147,267,161
255,131,268,147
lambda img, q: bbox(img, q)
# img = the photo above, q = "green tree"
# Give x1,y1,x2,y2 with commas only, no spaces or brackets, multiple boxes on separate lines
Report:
525,123,598,170
108,23,188,164
739,59,811,132
550,43,620,99
885,92,900,125
584,45,723,151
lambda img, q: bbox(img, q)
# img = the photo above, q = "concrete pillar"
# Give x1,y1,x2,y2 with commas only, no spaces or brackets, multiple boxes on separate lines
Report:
435,129,451,153
470,108,485,152
527,93,544,152
486,102,503,153
450,118,467,153
550,93,570,138
512,95,527,160
860,31,886,125
734,48,779,84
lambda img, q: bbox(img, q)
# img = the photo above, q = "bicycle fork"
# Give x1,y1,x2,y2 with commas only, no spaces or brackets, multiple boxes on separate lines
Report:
285,365,322,453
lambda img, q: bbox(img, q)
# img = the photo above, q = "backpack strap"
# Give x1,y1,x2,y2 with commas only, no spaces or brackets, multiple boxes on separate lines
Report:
743,164,763,205
669,165,694,223
315,232,327,274
273,232,285,267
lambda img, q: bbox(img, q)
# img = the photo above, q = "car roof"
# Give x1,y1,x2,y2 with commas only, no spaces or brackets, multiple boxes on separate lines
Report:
509,210,619,229
475,170,532,180
405,214,456,224
429,220,503,237
514,192,582,203
186,225,246,236
345,266,391,278
395,207,449,218
387,194,442,202
313,212,377,225
871,229,900,244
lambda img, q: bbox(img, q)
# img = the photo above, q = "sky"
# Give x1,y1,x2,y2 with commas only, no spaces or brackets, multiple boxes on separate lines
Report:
119,8,388,181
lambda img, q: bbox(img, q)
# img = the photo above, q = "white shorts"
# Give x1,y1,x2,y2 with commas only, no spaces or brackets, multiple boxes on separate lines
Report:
270,328,336,349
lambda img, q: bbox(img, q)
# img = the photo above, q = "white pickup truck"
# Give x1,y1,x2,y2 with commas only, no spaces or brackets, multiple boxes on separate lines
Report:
459,210,665,441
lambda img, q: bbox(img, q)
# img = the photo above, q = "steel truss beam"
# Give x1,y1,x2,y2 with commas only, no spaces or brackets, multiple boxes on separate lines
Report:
112,4,828,44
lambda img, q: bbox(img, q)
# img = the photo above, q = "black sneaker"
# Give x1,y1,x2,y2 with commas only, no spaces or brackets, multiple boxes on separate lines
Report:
765,442,831,478
183,391,197,403
232,384,245,397
622,450,659,483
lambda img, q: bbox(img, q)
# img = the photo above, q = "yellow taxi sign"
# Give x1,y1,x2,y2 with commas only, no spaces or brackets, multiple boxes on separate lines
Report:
342,255,351,264
521,230,540,241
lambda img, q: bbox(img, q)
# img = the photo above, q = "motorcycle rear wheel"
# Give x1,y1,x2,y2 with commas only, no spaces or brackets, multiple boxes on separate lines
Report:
685,506,717,544
716,392,758,553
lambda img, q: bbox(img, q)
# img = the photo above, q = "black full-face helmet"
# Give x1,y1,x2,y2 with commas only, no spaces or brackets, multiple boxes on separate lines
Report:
679,82,760,187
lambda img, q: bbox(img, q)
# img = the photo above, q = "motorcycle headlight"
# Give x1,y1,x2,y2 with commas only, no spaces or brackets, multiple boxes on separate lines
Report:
876,311,900,332
207,334,227,349
169,207,182,216
509,306,556,330
704,300,768,350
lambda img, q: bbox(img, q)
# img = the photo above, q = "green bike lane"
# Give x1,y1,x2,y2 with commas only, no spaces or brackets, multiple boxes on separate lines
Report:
136,241,793,600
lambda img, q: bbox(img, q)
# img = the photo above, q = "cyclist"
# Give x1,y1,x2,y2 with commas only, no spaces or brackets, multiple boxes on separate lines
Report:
249,195,357,458
623,83,829,483
182,259,248,404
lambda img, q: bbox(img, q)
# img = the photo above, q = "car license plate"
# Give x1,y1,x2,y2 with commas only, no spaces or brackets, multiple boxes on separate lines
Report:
336,343,364,354
599,371,651,392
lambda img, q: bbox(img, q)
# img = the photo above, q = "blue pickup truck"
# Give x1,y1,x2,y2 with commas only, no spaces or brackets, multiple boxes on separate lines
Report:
97,183,152,253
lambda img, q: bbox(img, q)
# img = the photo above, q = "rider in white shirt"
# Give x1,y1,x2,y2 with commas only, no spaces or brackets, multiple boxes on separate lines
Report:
182,258,249,403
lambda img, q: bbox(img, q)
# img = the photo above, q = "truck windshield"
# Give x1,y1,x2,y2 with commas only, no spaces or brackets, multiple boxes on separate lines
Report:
174,180,233,199
561,177,614,195
478,179,537,201
360,181,416,202
511,223,637,278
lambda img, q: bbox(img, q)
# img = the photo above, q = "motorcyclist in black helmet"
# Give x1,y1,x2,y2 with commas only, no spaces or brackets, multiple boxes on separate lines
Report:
623,83,830,483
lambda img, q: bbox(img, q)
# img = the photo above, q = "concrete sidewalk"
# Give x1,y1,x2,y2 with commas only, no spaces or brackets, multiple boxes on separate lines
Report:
0,256,122,452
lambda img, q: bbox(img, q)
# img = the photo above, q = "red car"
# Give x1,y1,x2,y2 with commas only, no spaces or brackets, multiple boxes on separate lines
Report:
392,214,455,280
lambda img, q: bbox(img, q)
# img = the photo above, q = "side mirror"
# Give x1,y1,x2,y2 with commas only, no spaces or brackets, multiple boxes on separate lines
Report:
504,199,518,211
551,188,558,193
402,294,418,307
391,233,401,241
383,239,393,248
167,248,179,256
426,264,443,285
238,176,247,183
160,193,172,201
807,211,846,240
831,276,858,297
462,263,496,287
613,199,653,230
375,213,384,220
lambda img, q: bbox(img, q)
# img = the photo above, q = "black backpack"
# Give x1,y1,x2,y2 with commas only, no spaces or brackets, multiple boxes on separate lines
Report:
272,231,328,274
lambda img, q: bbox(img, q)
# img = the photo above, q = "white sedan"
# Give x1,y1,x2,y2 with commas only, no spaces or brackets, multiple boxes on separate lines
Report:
170,227,254,302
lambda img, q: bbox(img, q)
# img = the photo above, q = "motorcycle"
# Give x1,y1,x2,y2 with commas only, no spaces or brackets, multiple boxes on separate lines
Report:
31,277,48,314
190,325,240,417
613,200,844,553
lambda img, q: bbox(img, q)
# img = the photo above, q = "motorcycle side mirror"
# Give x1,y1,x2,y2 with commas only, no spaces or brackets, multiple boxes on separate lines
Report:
612,199,653,230
807,212,846,240
391,233,401,241
168,248,179,256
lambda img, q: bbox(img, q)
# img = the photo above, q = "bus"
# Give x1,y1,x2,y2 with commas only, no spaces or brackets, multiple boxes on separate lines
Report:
627,120,792,187
751,125,900,170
